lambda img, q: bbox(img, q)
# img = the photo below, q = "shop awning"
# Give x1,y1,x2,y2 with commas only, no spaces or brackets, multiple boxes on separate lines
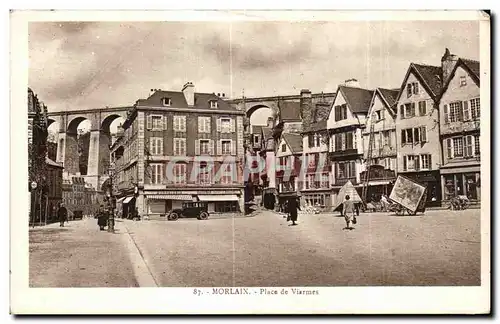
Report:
123,196,135,204
148,195,193,201
197,195,239,202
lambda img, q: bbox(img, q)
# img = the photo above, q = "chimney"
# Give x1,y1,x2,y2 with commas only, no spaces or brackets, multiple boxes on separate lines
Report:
441,48,459,84
300,89,313,129
344,78,360,88
267,116,274,128
182,82,195,106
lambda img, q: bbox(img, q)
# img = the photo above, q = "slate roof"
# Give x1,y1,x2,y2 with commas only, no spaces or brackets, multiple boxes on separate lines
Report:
339,86,374,114
411,63,443,98
378,88,400,108
461,58,480,81
262,126,273,140
282,133,303,154
136,90,234,110
279,101,301,122
303,120,327,133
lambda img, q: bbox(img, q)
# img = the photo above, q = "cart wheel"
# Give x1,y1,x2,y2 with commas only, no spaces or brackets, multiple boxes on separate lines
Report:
408,209,417,216
395,208,405,216
199,212,209,220
169,212,179,221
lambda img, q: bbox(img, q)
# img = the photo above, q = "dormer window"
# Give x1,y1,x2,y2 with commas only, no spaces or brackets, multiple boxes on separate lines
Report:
210,100,218,108
162,97,171,106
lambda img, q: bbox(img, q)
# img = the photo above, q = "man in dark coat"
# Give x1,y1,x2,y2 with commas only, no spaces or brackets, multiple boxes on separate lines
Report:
57,204,68,227
97,206,108,231
287,197,301,226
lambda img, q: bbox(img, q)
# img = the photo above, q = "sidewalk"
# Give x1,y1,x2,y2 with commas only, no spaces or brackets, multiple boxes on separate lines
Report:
29,218,139,287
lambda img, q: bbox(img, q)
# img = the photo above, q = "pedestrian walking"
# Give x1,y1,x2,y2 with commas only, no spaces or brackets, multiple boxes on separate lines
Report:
343,195,356,230
57,203,68,227
97,205,108,231
380,194,389,212
287,197,301,226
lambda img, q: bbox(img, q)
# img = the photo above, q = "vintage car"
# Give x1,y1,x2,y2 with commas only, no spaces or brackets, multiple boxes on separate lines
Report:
168,202,210,221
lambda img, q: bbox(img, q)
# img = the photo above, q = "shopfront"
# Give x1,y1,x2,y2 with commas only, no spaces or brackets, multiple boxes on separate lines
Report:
440,165,480,202
359,166,396,202
146,194,194,217
197,195,240,213
399,170,441,207
301,190,331,211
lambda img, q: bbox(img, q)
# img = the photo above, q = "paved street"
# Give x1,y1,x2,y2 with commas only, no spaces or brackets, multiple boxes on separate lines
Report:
29,219,139,287
124,209,481,287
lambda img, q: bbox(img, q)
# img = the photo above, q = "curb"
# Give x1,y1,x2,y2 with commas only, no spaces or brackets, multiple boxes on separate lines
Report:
119,221,158,287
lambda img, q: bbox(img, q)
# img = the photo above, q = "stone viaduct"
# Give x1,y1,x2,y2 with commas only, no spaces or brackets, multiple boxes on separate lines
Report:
47,106,132,190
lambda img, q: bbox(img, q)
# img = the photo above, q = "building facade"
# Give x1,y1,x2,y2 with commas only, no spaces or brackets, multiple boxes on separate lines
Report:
45,157,64,222
394,63,443,205
327,81,373,208
62,175,100,218
275,133,303,210
360,88,399,200
111,82,246,218
438,50,481,202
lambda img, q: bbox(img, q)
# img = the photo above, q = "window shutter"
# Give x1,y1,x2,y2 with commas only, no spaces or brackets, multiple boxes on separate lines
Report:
207,117,211,133
407,85,412,98
210,139,215,155
182,116,187,131
414,155,420,171
413,128,420,144
443,104,449,123
341,133,346,150
414,83,419,94
403,156,407,171
231,140,236,155
150,138,154,155
195,139,200,155
400,105,405,119
428,155,432,169
353,131,357,149
197,117,203,133
411,103,416,117
457,102,463,122
146,115,152,130
401,130,406,146
159,138,164,155
216,118,221,132
463,101,470,121
231,118,236,132
331,135,335,152
163,116,168,130
446,138,453,158
466,135,473,157
217,139,222,155
420,126,427,142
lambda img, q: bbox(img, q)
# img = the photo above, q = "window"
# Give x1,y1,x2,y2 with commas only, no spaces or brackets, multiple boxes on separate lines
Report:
197,163,212,185
418,101,427,116
406,82,419,98
383,131,392,147
162,97,171,106
336,161,356,178
464,135,474,157
173,164,186,184
400,103,415,119
210,100,218,108
150,163,163,184
470,98,480,120
254,135,260,144
199,139,210,155
420,154,431,170
149,137,163,155
460,76,467,87
320,173,329,188
453,137,464,157
401,127,426,145
173,138,186,156
374,110,384,121
334,104,348,121
307,153,316,169
220,164,233,184
198,116,211,133
403,155,420,171
449,102,462,123
173,116,186,132
281,144,287,152
221,140,231,155
220,118,231,133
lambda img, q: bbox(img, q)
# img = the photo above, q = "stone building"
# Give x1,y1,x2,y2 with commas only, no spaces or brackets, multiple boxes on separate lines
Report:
326,80,373,208
394,62,443,206
110,82,246,218
275,133,303,210
45,157,64,222
360,87,399,200
438,49,481,202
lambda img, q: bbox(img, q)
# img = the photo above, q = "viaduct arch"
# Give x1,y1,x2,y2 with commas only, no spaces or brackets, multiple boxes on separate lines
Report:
47,106,131,190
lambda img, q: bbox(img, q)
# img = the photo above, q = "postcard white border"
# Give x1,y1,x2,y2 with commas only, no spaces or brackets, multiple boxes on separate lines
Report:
10,10,491,315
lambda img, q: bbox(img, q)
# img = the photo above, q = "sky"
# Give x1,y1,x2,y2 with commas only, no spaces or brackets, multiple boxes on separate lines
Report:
29,20,480,116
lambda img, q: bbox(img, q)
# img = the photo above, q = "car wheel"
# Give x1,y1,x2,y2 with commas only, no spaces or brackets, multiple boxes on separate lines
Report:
169,212,179,221
199,212,209,220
